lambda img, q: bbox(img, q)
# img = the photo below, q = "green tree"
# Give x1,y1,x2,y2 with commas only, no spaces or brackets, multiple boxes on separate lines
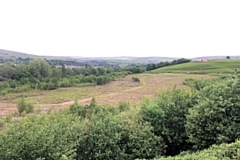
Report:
89,67,99,75
28,59,51,78
61,61,66,78
97,67,106,75
186,78,240,150
141,89,195,155
51,67,62,78
15,64,31,80
0,62,16,79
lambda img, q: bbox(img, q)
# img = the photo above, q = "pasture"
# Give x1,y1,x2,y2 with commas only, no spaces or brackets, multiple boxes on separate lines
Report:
152,59,240,74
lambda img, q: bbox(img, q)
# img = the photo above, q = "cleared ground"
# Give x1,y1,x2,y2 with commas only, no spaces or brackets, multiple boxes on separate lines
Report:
0,73,212,117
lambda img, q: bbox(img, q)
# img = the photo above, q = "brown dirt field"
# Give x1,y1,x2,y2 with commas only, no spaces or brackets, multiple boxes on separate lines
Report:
0,73,212,117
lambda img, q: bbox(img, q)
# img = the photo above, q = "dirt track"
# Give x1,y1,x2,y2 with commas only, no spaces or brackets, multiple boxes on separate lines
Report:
0,80,144,117
0,73,210,117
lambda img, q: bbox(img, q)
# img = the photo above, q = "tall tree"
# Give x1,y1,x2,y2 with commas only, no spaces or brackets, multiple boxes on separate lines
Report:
61,61,66,78
28,59,51,78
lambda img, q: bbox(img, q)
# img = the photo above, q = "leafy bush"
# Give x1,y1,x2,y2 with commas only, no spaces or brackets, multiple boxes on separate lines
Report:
141,88,195,155
157,140,240,160
17,97,34,114
186,78,240,150
40,81,59,90
1,100,166,160
76,109,165,159
0,90,6,95
132,77,140,82
69,98,99,118
118,101,130,112
0,113,83,160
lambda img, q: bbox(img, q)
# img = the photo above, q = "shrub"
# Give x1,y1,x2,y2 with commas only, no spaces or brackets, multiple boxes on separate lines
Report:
141,88,195,156
0,90,6,95
132,77,140,82
5,114,12,123
157,140,240,160
186,78,240,150
76,110,165,159
118,101,130,112
0,113,83,160
69,98,99,118
17,97,34,114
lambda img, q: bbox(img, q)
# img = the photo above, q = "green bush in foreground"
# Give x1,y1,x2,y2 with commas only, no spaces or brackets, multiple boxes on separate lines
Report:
0,113,83,160
76,110,165,159
141,88,195,156
0,102,165,160
157,140,240,160
186,78,240,150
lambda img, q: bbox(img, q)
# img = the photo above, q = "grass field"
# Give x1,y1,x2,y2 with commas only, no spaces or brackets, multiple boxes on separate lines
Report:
152,59,240,74
0,73,212,117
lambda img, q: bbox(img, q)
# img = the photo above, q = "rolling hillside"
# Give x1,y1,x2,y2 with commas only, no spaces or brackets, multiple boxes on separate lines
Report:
1,49,240,67
0,49,40,62
0,49,178,65
151,59,240,74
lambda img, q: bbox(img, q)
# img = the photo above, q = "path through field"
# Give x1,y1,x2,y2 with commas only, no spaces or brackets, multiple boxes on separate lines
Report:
0,73,212,117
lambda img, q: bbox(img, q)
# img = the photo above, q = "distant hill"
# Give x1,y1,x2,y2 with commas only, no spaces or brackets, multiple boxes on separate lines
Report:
0,49,178,66
0,49,40,62
1,49,240,67
70,56,178,67
191,56,240,60
151,59,240,74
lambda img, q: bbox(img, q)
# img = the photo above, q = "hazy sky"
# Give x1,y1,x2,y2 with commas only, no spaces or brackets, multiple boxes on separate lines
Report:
0,0,240,58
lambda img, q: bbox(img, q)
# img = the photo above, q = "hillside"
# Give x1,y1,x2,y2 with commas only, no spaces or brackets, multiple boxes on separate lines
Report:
72,56,177,65
2,49,240,67
192,55,240,60
0,49,178,66
0,49,40,62
151,59,240,74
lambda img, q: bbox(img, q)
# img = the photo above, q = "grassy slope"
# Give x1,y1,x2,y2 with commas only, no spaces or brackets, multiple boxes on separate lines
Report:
1,49,178,64
157,140,240,160
0,49,40,60
152,59,240,74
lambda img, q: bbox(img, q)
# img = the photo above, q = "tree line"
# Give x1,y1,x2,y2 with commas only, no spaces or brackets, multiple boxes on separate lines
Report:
146,58,191,71
0,59,144,95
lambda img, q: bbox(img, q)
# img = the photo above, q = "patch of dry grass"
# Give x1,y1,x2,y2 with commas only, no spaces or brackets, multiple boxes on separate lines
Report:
0,73,212,117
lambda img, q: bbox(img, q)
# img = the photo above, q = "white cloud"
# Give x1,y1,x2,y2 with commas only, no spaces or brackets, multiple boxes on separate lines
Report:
0,0,240,58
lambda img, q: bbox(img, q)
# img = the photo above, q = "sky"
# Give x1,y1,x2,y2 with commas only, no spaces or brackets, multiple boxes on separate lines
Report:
0,0,240,58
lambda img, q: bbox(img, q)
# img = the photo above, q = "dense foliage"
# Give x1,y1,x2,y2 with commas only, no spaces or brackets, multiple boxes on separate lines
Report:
0,100,165,160
140,74,239,157
0,68,239,159
0,59,142,95
141,88,196,155
157,140,240,160
186,76,240,150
